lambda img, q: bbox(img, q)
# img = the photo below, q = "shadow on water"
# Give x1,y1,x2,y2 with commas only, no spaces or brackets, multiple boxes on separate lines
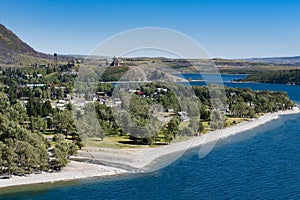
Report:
0,180,81,199
0,171,160,199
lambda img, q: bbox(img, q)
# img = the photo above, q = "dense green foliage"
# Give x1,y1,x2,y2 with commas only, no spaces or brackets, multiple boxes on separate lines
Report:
100,66,129,81
0,91,78,175
0,65,81,176
80,83,295,145
239,69,300,85
225,87,294,116
0,64,75,84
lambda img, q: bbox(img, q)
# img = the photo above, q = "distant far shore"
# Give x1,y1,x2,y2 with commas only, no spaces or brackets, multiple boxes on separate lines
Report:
1,107,299,189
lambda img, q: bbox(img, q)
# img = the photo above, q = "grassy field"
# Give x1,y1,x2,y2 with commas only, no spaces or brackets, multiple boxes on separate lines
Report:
83,136,144,149
202,121,210,133
225,117,249,127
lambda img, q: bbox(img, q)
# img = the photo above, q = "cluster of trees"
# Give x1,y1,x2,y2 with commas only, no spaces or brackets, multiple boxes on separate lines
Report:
100,66,129,81
0,91,78,176
0,65,76,86
0,64,81,176
0,66,75,103
192,86,294,117
79,83,204,145
239,69,300,85
225,87,295,117
97,83,114,93
80,83,295,145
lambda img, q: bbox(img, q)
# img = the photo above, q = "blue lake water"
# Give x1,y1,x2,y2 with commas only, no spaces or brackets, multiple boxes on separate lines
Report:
1,74,300,200
178,73,248,82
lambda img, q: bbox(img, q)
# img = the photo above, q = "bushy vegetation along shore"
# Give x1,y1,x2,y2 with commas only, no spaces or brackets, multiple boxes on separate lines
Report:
0,63,296,177
237,69,300,85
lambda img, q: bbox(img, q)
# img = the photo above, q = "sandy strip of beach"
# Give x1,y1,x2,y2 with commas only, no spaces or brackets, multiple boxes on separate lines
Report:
76,107,300,170
0,161,127,189
1,107,299,189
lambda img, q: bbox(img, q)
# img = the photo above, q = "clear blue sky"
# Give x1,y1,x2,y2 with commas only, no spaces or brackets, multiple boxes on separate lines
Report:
1,0,300,58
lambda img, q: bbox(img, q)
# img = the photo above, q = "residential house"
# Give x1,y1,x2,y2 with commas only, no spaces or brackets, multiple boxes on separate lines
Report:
177,111,189,121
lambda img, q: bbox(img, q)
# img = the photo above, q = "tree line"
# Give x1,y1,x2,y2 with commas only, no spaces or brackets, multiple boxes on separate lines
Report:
77,83,295,145
238,69,300,85
0,90,79,176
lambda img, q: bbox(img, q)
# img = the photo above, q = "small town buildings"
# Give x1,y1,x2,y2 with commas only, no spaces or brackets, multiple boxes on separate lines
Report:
167,108,175,113
177,111,189,121
110,56,124,67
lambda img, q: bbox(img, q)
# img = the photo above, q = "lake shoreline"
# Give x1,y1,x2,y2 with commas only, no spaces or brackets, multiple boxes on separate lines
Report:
1,107,299,189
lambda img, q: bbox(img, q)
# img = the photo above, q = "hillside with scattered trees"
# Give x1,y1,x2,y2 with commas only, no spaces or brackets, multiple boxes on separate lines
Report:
238,69,300,85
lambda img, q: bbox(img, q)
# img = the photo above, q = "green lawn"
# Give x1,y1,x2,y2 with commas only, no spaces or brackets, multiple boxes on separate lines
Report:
225,117,248,127
83,136,144,149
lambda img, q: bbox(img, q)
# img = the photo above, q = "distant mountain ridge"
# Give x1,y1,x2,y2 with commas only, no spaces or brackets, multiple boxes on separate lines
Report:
0,23,53,64
239,56,300,65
